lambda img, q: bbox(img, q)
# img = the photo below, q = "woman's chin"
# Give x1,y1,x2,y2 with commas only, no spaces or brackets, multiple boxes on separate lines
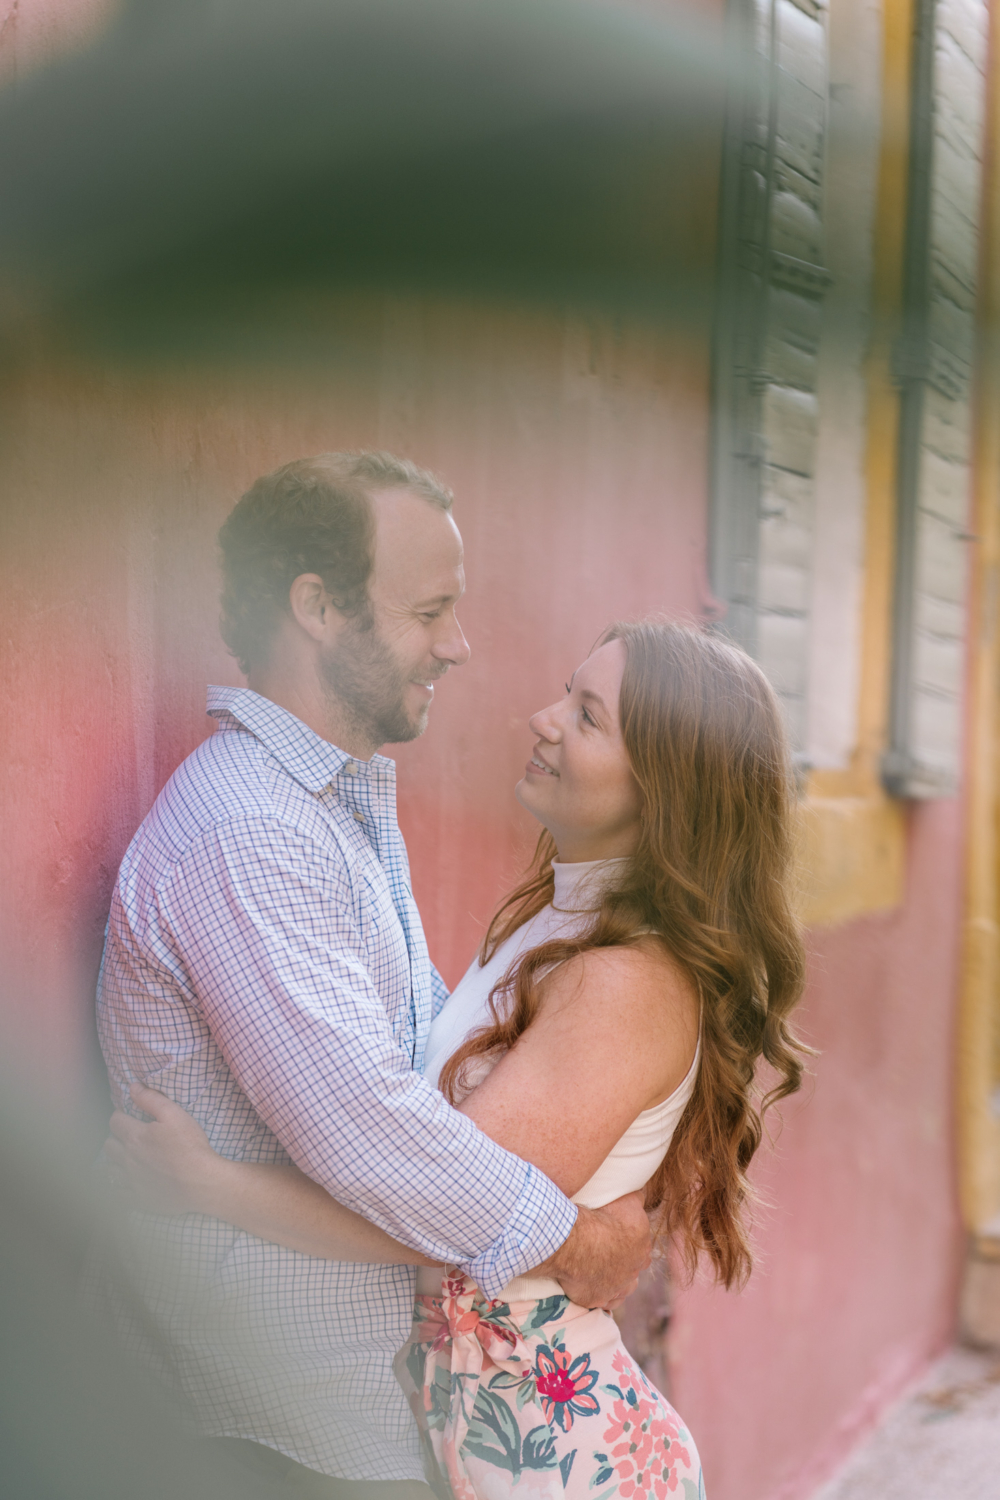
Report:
514,776,544,818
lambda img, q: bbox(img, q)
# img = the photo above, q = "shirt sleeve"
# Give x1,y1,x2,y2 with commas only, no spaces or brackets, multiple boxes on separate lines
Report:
147,816,577,1298
429,962,451,1021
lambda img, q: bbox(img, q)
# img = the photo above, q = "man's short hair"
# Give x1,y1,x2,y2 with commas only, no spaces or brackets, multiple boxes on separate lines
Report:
218,450,453,674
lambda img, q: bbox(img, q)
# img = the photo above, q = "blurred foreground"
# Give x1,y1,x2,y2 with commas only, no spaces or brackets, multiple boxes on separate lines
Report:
0,1059,275,1499
2,3,1000,1500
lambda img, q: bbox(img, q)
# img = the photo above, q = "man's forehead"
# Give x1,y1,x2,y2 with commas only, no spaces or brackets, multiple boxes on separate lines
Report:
370,483,452,520
412,573,466,608
370,491,464,597
371,487,459,543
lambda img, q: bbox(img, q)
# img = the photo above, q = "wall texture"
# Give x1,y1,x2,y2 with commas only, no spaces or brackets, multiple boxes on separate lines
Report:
669,798,965,1500
0,5,973,1500
0,297,712,1093
0,290,967,1500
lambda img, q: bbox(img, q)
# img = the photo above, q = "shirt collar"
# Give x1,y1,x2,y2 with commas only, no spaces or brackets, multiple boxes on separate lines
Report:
206,686,395,795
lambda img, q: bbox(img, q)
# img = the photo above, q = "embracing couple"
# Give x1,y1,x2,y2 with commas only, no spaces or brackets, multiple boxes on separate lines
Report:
99,450,806,1500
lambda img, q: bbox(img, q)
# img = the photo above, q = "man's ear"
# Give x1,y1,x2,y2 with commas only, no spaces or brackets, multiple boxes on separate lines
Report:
288,573,344,644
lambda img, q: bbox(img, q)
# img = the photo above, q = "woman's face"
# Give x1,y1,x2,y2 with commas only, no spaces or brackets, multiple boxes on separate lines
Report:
515,638,644,863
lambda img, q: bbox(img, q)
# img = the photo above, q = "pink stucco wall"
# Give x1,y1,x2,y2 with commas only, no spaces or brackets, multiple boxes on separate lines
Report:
0,302,711,1086
0,3,969,1496
0,305,967,1500
669,799,966,1500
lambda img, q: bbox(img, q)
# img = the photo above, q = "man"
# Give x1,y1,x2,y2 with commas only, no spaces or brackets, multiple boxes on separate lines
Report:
97,451,649,1498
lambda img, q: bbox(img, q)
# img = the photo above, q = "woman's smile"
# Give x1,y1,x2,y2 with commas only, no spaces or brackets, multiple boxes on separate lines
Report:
526,751,559,777
515,639,644,863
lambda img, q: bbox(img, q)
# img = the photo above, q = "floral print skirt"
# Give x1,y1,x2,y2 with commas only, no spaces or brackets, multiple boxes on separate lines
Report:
394,1274,704,1500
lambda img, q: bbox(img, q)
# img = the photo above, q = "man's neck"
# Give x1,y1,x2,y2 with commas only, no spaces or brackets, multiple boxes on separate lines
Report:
246,668,380,762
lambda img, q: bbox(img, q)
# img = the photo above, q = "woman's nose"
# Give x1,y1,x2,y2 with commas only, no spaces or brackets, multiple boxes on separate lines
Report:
528,703,561,740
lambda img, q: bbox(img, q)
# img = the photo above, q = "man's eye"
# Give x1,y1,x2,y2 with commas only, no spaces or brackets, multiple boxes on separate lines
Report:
420,611,442,622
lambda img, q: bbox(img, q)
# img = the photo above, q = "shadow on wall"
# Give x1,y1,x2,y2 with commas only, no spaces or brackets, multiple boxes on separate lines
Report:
0,0,732,1109
0,1041,289,1500
0,0,728,337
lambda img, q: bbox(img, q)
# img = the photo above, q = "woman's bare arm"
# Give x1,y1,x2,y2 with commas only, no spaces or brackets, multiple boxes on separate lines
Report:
106,1086,440,1265
107,942,696,1261
456,942,699,1197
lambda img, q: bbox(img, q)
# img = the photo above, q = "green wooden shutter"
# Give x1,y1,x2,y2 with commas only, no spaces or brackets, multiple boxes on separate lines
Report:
710,0,830,755
884,0,988,798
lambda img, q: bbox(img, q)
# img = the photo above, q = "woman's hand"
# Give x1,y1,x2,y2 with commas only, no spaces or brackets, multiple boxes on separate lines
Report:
104,1085,223,1216
105,1085,444,1263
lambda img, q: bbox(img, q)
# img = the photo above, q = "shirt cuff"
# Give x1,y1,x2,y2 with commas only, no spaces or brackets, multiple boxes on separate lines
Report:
462,1164,578,1301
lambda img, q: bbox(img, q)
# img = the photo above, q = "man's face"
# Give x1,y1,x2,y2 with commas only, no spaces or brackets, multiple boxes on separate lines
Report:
319,487,470,750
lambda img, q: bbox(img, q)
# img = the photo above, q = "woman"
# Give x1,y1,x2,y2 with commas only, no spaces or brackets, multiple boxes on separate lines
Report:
108,619,807,1500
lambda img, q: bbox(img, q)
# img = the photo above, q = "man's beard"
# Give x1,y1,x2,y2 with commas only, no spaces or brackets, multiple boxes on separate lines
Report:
319,614,431,750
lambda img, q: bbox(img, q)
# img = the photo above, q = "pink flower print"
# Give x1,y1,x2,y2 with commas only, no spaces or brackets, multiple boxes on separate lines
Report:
599,1352,692,1498
415,1290,521,1360
532,1341,600,1432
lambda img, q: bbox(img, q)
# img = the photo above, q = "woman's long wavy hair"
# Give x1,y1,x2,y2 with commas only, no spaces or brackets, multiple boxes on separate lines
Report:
439,620,809,1289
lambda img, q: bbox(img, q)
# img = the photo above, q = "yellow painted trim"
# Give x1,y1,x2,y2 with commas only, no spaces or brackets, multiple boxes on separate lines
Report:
956,0,1000,1234
794,795,905,929
792,0,915,931
824,0,911,800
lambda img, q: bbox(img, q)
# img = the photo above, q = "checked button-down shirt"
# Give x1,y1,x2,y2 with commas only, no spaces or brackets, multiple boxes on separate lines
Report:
96,686,577,1481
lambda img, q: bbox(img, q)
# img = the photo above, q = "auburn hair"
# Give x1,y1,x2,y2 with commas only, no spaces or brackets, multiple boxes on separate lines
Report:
439,620,809,1289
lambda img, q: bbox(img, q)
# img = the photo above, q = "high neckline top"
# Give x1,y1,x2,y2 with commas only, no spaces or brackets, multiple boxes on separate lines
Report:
549,856,629,912
419,856,701,1301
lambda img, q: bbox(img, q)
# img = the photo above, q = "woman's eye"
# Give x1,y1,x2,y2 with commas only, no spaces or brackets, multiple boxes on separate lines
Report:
565,682,572,694
582,707,596,727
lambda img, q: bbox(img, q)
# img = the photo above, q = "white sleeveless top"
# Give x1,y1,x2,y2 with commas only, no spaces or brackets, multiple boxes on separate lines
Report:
418,858,701,1300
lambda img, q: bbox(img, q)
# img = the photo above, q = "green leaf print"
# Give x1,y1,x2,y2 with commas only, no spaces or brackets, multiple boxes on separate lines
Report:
681,1476,706,1500
520,1295,570,1333
590,1454,616,1489
453,1370,480,1431
426,1365,453,1433
516,1377,538,1411
522,1425,559,1471
559,1450,577,1488
488,1367,539,1411
465,1388,523,1476
404,1340,426,1391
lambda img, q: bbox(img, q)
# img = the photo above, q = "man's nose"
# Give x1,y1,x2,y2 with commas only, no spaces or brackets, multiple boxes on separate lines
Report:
434,614,471,667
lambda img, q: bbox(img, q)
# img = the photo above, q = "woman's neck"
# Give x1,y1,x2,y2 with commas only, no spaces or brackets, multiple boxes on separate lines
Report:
550,833,639,864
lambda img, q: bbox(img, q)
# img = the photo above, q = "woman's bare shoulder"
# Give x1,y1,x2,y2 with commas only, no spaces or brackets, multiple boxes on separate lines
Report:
529,942,698,1107
540,939,697,1026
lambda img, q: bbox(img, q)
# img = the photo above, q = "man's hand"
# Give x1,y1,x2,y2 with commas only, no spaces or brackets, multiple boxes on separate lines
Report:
536,1191,652,1309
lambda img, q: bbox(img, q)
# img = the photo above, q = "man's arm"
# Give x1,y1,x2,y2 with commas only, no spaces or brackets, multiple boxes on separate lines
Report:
108,1090,442,1263
107,1084,650,1306
133,816,584,1298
